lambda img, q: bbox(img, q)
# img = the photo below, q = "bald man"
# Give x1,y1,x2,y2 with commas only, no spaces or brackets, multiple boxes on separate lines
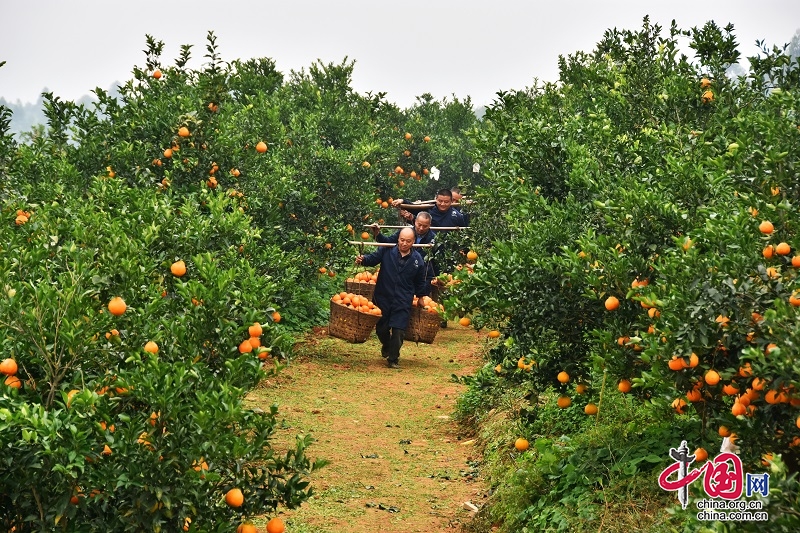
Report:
356,227,430,368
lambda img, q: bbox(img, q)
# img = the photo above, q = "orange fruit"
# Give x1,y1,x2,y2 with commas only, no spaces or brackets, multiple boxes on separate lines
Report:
738,363,753,378
102,444,112,456
272,311,282,323
238,524,258,533
604,296,619,311
458,317,471,327
557,395,572,408
790,293,800,307
0,358,18,376
701,90,714,103
404,132,412,140
361,231,370,240
718,426,731,437
423,135,431,143
686,389,702,403
584,403,598,415
265,518,286,533
65,389,80,407
776,242,791,255
557,371,570,384
108,297,127,316
487,330,500,339
153,69,162,79
255,141,268,153
163,148,173,158
672,398,688,414
721,383,739,396
687,353,699,368
751,377,767,391
796,415,800,430
792,256,800,267
763,245,774,259
575,383,588,394
4,375,21,389
731,401,746,416
170,260,187,277
249,323,263,337
617,379,632,393
238,340,253,354
178,126,190,138
466,250,478,261
704,369,721,386
514,438,529,452
225,488,244,508
759,220,774,234
668,357,684,371
694,447,708,462
144,341,159,354
248,336,261,349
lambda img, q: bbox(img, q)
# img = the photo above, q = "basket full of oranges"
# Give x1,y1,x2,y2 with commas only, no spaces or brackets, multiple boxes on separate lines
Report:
345,269,378,300
407,295,444,344
328,291,383,343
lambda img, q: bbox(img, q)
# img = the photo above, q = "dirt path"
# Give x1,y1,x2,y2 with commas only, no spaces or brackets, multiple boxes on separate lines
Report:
247,326,487,533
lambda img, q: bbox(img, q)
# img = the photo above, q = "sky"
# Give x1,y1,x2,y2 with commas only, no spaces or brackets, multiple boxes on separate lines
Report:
1,1,799,109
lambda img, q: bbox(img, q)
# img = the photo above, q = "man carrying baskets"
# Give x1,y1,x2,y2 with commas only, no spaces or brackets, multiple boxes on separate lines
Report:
355,227,429,369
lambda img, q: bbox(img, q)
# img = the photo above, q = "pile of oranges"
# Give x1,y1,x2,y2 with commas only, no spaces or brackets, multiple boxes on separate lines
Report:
347,270,379,284
1,357,20,389
413,295,445,315
332,292,382,316
14,209,32,225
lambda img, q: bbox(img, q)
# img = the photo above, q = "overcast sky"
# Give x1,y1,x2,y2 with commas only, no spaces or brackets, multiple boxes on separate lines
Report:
1,1,798,109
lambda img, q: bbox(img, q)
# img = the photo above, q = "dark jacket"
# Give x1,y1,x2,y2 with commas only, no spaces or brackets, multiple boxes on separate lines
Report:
361,246,429,329
428,206,467,228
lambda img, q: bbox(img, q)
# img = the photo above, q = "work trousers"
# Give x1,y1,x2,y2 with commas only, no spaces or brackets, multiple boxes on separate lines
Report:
376,319,405,363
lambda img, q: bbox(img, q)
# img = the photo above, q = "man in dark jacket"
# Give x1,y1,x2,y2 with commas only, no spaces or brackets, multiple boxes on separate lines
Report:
392,188,468,228
356,227,429,368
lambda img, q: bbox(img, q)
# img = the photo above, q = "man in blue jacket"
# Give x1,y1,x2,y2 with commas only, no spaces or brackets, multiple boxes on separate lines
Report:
392,188,468,228
356,227,430,369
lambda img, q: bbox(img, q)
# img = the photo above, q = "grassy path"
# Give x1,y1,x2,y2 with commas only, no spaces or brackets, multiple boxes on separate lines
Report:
246,325,488,533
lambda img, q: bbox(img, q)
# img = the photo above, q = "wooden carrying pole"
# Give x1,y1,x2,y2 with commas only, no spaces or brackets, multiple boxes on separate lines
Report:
362,225,469,231
348,241,433,248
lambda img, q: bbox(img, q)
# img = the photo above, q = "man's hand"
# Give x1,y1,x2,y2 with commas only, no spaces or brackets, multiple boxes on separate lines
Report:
370,223,380,237
399,209,413,222
391,198,404,208
355,255,364,265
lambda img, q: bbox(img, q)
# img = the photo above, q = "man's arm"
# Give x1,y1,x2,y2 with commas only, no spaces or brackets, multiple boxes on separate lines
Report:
358,247,385,268
376,230,399,244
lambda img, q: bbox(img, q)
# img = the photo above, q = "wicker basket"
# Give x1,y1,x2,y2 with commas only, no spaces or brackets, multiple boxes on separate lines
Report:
345,280,376,300
328,300,381,343
407,306,441,344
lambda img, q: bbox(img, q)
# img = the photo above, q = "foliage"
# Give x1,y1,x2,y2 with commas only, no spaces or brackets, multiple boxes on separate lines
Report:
0,35,478,531
450,17,800,531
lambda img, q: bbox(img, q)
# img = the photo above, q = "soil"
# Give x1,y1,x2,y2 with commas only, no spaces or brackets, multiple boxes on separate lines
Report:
246,325,488,533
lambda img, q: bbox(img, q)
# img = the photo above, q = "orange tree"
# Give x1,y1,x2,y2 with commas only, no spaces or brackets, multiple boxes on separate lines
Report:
448,18,800,531
1,33,482,531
